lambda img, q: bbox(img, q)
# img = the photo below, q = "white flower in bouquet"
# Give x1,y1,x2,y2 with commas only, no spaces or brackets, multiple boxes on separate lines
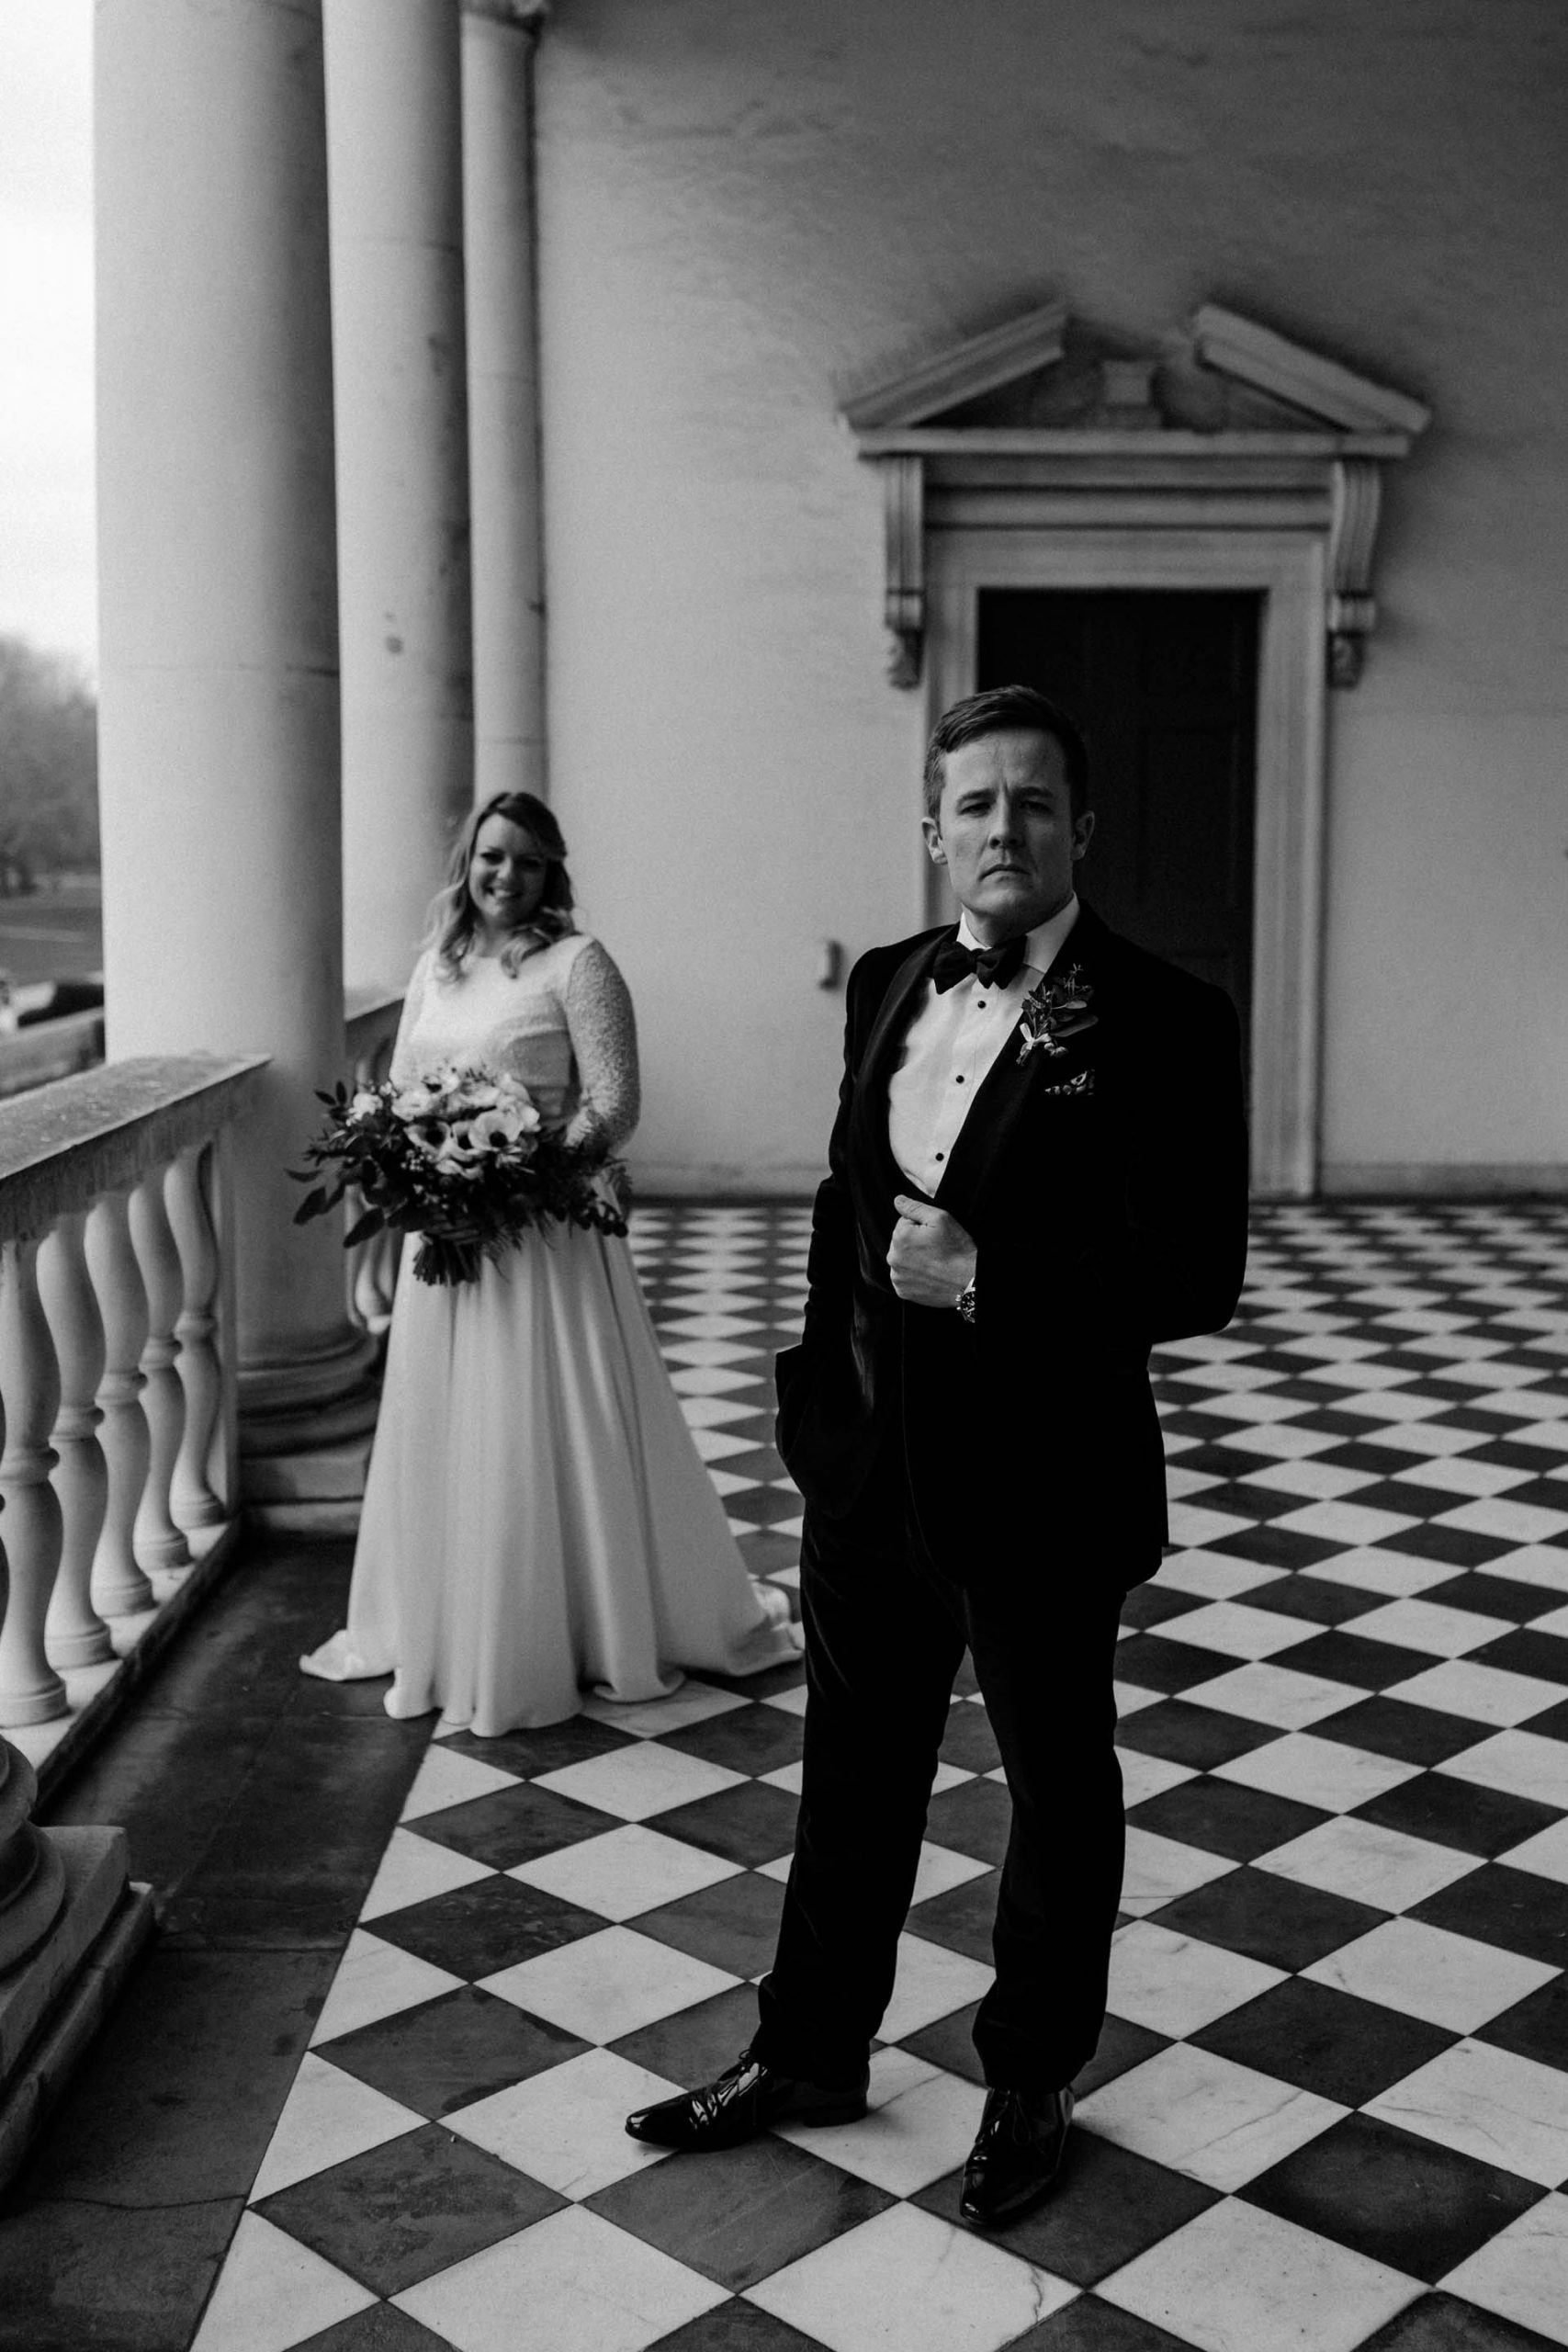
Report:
393,1080,444,1120
348,1089,382,1120
428,1118,488,1179
468,1102,541,1154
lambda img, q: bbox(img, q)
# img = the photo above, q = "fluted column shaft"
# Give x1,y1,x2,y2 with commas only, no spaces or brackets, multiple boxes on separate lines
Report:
462,0,547,803
328,0,474,989
95,0,375,1450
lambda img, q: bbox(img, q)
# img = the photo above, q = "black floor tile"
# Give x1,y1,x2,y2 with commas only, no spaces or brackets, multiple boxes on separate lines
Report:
1118,1583,1207,1633
1113,1699,1281,1771
1473,1973,1568,2074
1376,1525,1518,1569
586,2135,892,2293
646,2302,829,2352
736,1531,807,1579
256,2120,558,2297
1243,1575,1387,1627
1012,2300,1199,2352
1276,1629,1443,1691
1207,1524,1346,1571
906,1871,1000,1964
1241,2110,1542,2282
1125,1776,1330,1862
635,1871,788,1979
1153,1865,1385,1972
1190,1975,1456,2106
1471,1629,1568,1688
923,1776,1013,1864
321,1984,588,2117
0,2195,243,2352
1425,1572,1568,1625
660,1704,807,1776
915,2129,1217,2285
1357,2291,1568,2352
437,1714,637,1779
1526,1696,1568,1742
1409,1862,1568,1967
938,1705,1004,1775
1112,1634,1242,1695
411,1783,621,1871
895,1998,986,2086
610,1983,764,2088
1353,1771,1563,1860
1072,2012,1173,2098
373,1877,604,1978
291,2305,457,2352
656,1781,801,1868
1313,1697,1496,1769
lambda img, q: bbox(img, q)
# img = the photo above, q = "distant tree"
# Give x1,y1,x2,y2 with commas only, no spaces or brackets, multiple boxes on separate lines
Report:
0,636,100,894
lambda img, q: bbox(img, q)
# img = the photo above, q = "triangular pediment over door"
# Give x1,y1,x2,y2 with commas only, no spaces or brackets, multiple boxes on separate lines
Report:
839,301,1431,1197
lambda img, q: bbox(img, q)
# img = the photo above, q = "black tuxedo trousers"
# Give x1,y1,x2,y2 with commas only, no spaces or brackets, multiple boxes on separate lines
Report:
752,1421,1129,2093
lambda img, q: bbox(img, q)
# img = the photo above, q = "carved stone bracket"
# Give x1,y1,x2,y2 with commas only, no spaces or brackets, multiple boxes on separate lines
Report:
880,455,925,688
1326,458,1383,687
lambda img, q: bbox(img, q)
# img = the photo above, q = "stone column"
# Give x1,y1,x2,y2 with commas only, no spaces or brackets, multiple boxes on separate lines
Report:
95,0,376,1469
326,0,475,991
462,0,548,802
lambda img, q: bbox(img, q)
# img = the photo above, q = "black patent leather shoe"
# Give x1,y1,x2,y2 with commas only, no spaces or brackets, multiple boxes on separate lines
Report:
959,2085,1074,2227
625,2049,868,2151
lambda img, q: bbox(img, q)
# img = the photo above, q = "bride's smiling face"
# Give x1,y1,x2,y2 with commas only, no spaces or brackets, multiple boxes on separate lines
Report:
468,815,549,940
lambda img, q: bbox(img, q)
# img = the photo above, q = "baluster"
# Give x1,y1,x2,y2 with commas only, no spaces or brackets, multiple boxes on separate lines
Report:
39,1209,114,1668
0,1236,67,1724
164,1143,226,1529
85,1189,153,1618
130,1165,193,1573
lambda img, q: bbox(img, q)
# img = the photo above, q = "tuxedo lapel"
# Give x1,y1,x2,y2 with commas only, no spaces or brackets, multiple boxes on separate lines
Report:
934,904,1108,1226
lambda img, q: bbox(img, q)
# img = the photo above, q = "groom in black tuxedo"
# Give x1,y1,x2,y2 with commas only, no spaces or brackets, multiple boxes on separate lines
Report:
628,684,1248,2224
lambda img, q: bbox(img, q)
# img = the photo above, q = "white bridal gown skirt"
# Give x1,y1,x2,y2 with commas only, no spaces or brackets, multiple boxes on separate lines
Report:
302,1224,796,1734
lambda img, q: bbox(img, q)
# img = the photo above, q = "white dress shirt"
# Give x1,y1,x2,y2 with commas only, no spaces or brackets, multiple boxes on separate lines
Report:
886,896,1080,1196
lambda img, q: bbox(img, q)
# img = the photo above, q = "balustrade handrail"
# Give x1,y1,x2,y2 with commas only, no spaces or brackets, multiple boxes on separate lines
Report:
344,988,404,1070
0,1056,267,1246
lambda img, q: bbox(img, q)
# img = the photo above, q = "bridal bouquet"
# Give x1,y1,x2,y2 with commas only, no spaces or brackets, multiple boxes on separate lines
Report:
292,1063,628,1286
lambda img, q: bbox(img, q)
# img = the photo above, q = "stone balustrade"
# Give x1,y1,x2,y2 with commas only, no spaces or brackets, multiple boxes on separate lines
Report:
0,1055,265,1990
344,988,406,1335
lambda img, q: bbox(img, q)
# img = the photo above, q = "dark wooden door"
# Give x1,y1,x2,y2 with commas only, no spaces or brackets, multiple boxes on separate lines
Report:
975,589,1259,1069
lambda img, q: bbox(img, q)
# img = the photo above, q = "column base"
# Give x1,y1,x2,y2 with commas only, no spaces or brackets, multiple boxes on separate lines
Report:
238,1327,381,1532
0,1826,153,2198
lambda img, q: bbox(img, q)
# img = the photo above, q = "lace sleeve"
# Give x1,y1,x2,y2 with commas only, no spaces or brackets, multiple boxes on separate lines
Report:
563,938,641,1152
388,953,431,1086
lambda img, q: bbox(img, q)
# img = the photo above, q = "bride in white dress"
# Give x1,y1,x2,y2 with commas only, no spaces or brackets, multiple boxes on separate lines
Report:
301,791,797,1733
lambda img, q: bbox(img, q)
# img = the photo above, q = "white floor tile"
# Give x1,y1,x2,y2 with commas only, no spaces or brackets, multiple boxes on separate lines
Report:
534,1741,746,1820
1099,2196,1419,2352
1078,2041,1348,2191
248,2052,423,2201
1269,1498,1421,1544
1437,1728,1568,1813
1383,1657,1566,1727
481,1925,739,2041
1113,1679,1165,1716
508,1823,742,1921
878,1929,995,2041
359,1826,496,1922
1500,1813,1568,1884
1118,1747,1199,1805
1221,1424,1347,1459
309,1928,464,2046
395,2206,728,2352
189,2211,372,2352
1255,1814,1473,1913
668,1365,768,1396
747,2200,1077,2352
1183,1661,1361,1732
689,1425,763,1463
1168,1504,1263,1547
1119,1827,1236,1915
1308,1547,1473,1598
1155,1600,1314,1661
1439,2193,1568,2347
1238,1460,1380,1500
1213,1731,1421,1813
908,1838,994,1905
1365,2038,1568,2188
1302,1917,1558,2031
660,1338,768,1367
445,2045,679,2199
1436,1496,1568,1542
1106,1920,1284,2038
1346,1595,1513,1657
1394,1455,1537,1498
775,2048,987,2195
1481,1544,1568,1591
1156,1551,1284,1600
400,1744,521,1823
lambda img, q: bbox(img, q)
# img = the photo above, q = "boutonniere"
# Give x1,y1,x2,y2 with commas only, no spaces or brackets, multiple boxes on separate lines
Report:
1017,963,1098,1063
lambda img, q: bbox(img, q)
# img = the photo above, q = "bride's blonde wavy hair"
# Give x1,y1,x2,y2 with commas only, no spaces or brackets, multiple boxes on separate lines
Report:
425,792,577,978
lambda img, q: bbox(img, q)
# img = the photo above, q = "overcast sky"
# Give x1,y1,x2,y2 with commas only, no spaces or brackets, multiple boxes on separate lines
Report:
0,0,95,671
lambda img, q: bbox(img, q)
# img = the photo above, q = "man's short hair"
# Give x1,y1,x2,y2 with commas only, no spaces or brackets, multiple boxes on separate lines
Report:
922,685,1091,822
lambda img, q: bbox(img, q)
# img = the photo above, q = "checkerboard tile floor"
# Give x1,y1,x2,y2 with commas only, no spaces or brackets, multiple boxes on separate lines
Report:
194,1202,1568,2352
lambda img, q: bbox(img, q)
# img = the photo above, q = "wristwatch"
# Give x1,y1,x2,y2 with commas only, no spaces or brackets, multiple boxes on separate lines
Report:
955,1277,977,1325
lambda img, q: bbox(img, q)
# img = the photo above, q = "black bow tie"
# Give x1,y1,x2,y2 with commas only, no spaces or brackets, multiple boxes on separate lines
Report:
931,934,1029,995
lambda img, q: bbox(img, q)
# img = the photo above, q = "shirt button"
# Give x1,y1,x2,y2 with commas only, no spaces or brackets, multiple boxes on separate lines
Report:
955,1075,964,1085
935,1151,944,1160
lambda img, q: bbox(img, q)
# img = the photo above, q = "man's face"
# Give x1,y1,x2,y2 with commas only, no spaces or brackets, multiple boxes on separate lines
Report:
923,729,1093,944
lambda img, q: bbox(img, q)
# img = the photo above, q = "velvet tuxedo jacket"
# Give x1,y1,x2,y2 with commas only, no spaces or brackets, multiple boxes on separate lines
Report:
775,900,1249,1583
